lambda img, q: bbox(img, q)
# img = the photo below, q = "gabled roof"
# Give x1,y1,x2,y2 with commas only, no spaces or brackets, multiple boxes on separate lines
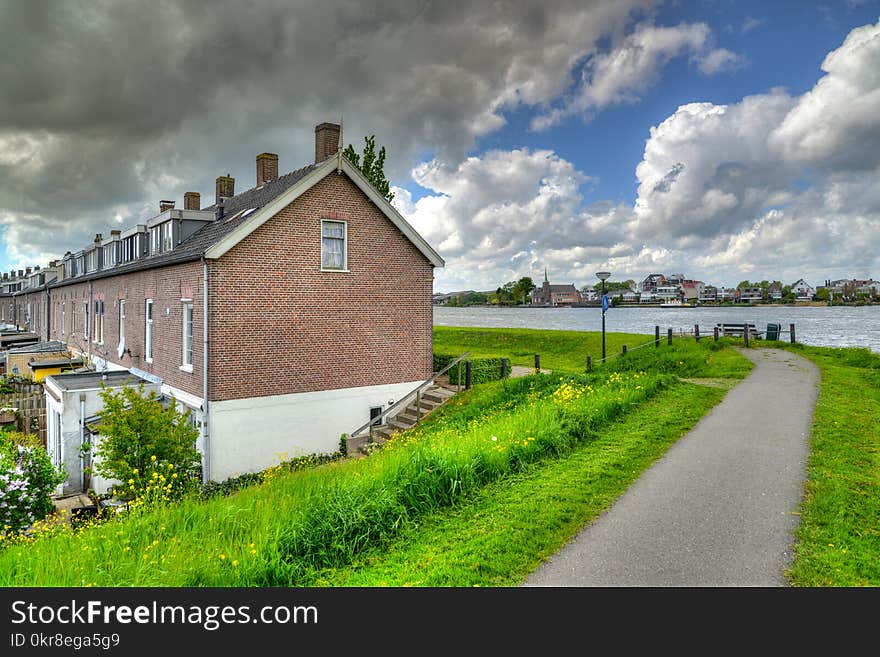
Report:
204,156,444,267
51,154,443,289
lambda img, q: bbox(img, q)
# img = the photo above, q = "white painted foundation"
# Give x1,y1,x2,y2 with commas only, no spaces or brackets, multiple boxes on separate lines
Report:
206,379,422,482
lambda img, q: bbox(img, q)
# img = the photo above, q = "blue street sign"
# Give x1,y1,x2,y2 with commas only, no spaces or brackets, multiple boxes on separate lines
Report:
601,294,609,312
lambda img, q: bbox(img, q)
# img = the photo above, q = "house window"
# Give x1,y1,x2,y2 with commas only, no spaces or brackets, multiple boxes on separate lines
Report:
103,244,116,267
370,406,383,427
93,300,104,344
181,301,193,370
83,302,89,340
60,302,65,335
321,220,347,270
150,226,161,255
162,222,173,252
145,299,153,362
118,299,126,352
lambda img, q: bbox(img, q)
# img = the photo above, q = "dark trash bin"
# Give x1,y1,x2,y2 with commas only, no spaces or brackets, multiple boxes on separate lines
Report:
766,323,780,341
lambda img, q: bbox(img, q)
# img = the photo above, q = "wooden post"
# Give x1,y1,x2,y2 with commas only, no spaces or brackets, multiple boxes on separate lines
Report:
789,323,796,344
714,326,719,342
622,344,627,356
501,357,508,379
744,324,750,347
694,324,700,342
586,355,592,372
655,325,660,347
416,390,421,420
667,327,673,345
465,361,472,389
457,363,462,393
534,354,540,372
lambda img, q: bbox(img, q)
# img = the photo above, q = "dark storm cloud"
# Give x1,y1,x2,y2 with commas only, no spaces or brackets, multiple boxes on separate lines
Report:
0,0,644,265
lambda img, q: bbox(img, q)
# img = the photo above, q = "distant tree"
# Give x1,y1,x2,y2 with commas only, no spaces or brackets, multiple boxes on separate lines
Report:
513,277,536,304
343,135,394,202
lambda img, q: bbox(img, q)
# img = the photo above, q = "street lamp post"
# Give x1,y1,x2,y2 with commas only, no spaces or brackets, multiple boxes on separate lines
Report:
596,271,611,361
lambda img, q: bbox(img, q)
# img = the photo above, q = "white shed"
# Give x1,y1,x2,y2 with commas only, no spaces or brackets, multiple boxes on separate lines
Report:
44,370,160,496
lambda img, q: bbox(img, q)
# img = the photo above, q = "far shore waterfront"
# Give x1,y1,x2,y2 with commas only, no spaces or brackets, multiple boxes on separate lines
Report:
434,303,880,353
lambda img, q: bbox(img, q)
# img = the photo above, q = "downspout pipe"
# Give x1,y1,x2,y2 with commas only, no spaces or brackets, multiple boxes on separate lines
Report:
201,256,210,484
79,393,86,493
87,279,92,365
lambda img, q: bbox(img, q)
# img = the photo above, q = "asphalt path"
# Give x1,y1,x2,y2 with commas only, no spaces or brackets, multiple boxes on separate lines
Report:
522,347,820,587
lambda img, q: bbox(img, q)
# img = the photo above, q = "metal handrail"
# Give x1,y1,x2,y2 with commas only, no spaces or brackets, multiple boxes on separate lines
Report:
348,351,471,440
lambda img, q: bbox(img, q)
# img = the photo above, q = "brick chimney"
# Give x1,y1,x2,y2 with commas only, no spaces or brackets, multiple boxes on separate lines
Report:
159,200,175,212
184,192,201,210
256,153,279,186
94,233,102,245
216,174,235,204
315,122,340,163
25,267,32,276
110,229,121,237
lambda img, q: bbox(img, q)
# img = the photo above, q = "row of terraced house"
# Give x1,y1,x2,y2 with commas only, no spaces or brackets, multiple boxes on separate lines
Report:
0,122,444,495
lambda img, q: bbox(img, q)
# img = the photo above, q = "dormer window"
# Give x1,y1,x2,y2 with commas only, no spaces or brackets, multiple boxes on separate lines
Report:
150,222,173,255
103,243,116,268
150,226,161,255
162,222,173,252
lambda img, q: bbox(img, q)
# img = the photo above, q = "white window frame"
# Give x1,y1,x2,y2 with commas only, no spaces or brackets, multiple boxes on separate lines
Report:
118,299,126,351
83,302,89,340
162,222,173,252
181,300,193,371
93,300,104,344
145,299,154,362
60,302,65,335
320,219,348,271
150,226,161,255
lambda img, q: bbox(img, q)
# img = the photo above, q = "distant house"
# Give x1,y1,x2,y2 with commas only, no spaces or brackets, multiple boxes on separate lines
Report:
640,273,666,293
790,278,815,301
768,283,783,301
716,286,736,302
738,286,763,303
531,269,579,306
793,279,816,300
680,280,705,303
654,285,681,301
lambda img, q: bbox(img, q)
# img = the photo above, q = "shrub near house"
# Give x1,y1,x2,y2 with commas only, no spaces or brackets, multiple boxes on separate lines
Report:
0,430,65,536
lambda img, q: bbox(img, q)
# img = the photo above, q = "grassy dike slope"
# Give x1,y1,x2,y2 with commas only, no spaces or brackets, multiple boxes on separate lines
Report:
0,332,750,587
780,344,880,586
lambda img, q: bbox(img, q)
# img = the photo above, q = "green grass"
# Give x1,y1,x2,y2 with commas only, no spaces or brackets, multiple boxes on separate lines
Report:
433,325,651,373
304,381,728,586
0,328,751,587
777,344,880,586
7,328,874,587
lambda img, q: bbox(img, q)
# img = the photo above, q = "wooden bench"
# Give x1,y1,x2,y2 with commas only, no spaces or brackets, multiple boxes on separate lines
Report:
716,323,759,338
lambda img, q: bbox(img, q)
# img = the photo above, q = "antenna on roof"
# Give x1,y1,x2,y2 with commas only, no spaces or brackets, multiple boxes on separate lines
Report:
337,115,344,174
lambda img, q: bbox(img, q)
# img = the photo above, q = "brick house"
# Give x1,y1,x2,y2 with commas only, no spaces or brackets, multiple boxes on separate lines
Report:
531,269,579,306
24,122,443,489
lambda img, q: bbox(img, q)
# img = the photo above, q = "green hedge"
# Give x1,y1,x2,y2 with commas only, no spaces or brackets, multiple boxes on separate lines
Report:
433,353,510,385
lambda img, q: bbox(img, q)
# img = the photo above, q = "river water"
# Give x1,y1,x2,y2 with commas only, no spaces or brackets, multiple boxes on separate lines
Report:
434,304,880,353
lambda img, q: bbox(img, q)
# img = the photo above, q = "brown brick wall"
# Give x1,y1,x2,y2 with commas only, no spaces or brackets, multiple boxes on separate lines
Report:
207,171,434,401
40,169,435,404
47,261,204,398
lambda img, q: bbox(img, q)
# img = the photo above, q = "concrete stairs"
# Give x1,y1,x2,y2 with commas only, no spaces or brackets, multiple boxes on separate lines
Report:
346,382,457,456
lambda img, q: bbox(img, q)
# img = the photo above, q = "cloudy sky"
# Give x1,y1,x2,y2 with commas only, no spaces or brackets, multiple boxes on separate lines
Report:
1,0,879,293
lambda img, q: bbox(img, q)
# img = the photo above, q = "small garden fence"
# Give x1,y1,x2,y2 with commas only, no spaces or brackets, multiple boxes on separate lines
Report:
438,322,798,385
0,378,46,445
